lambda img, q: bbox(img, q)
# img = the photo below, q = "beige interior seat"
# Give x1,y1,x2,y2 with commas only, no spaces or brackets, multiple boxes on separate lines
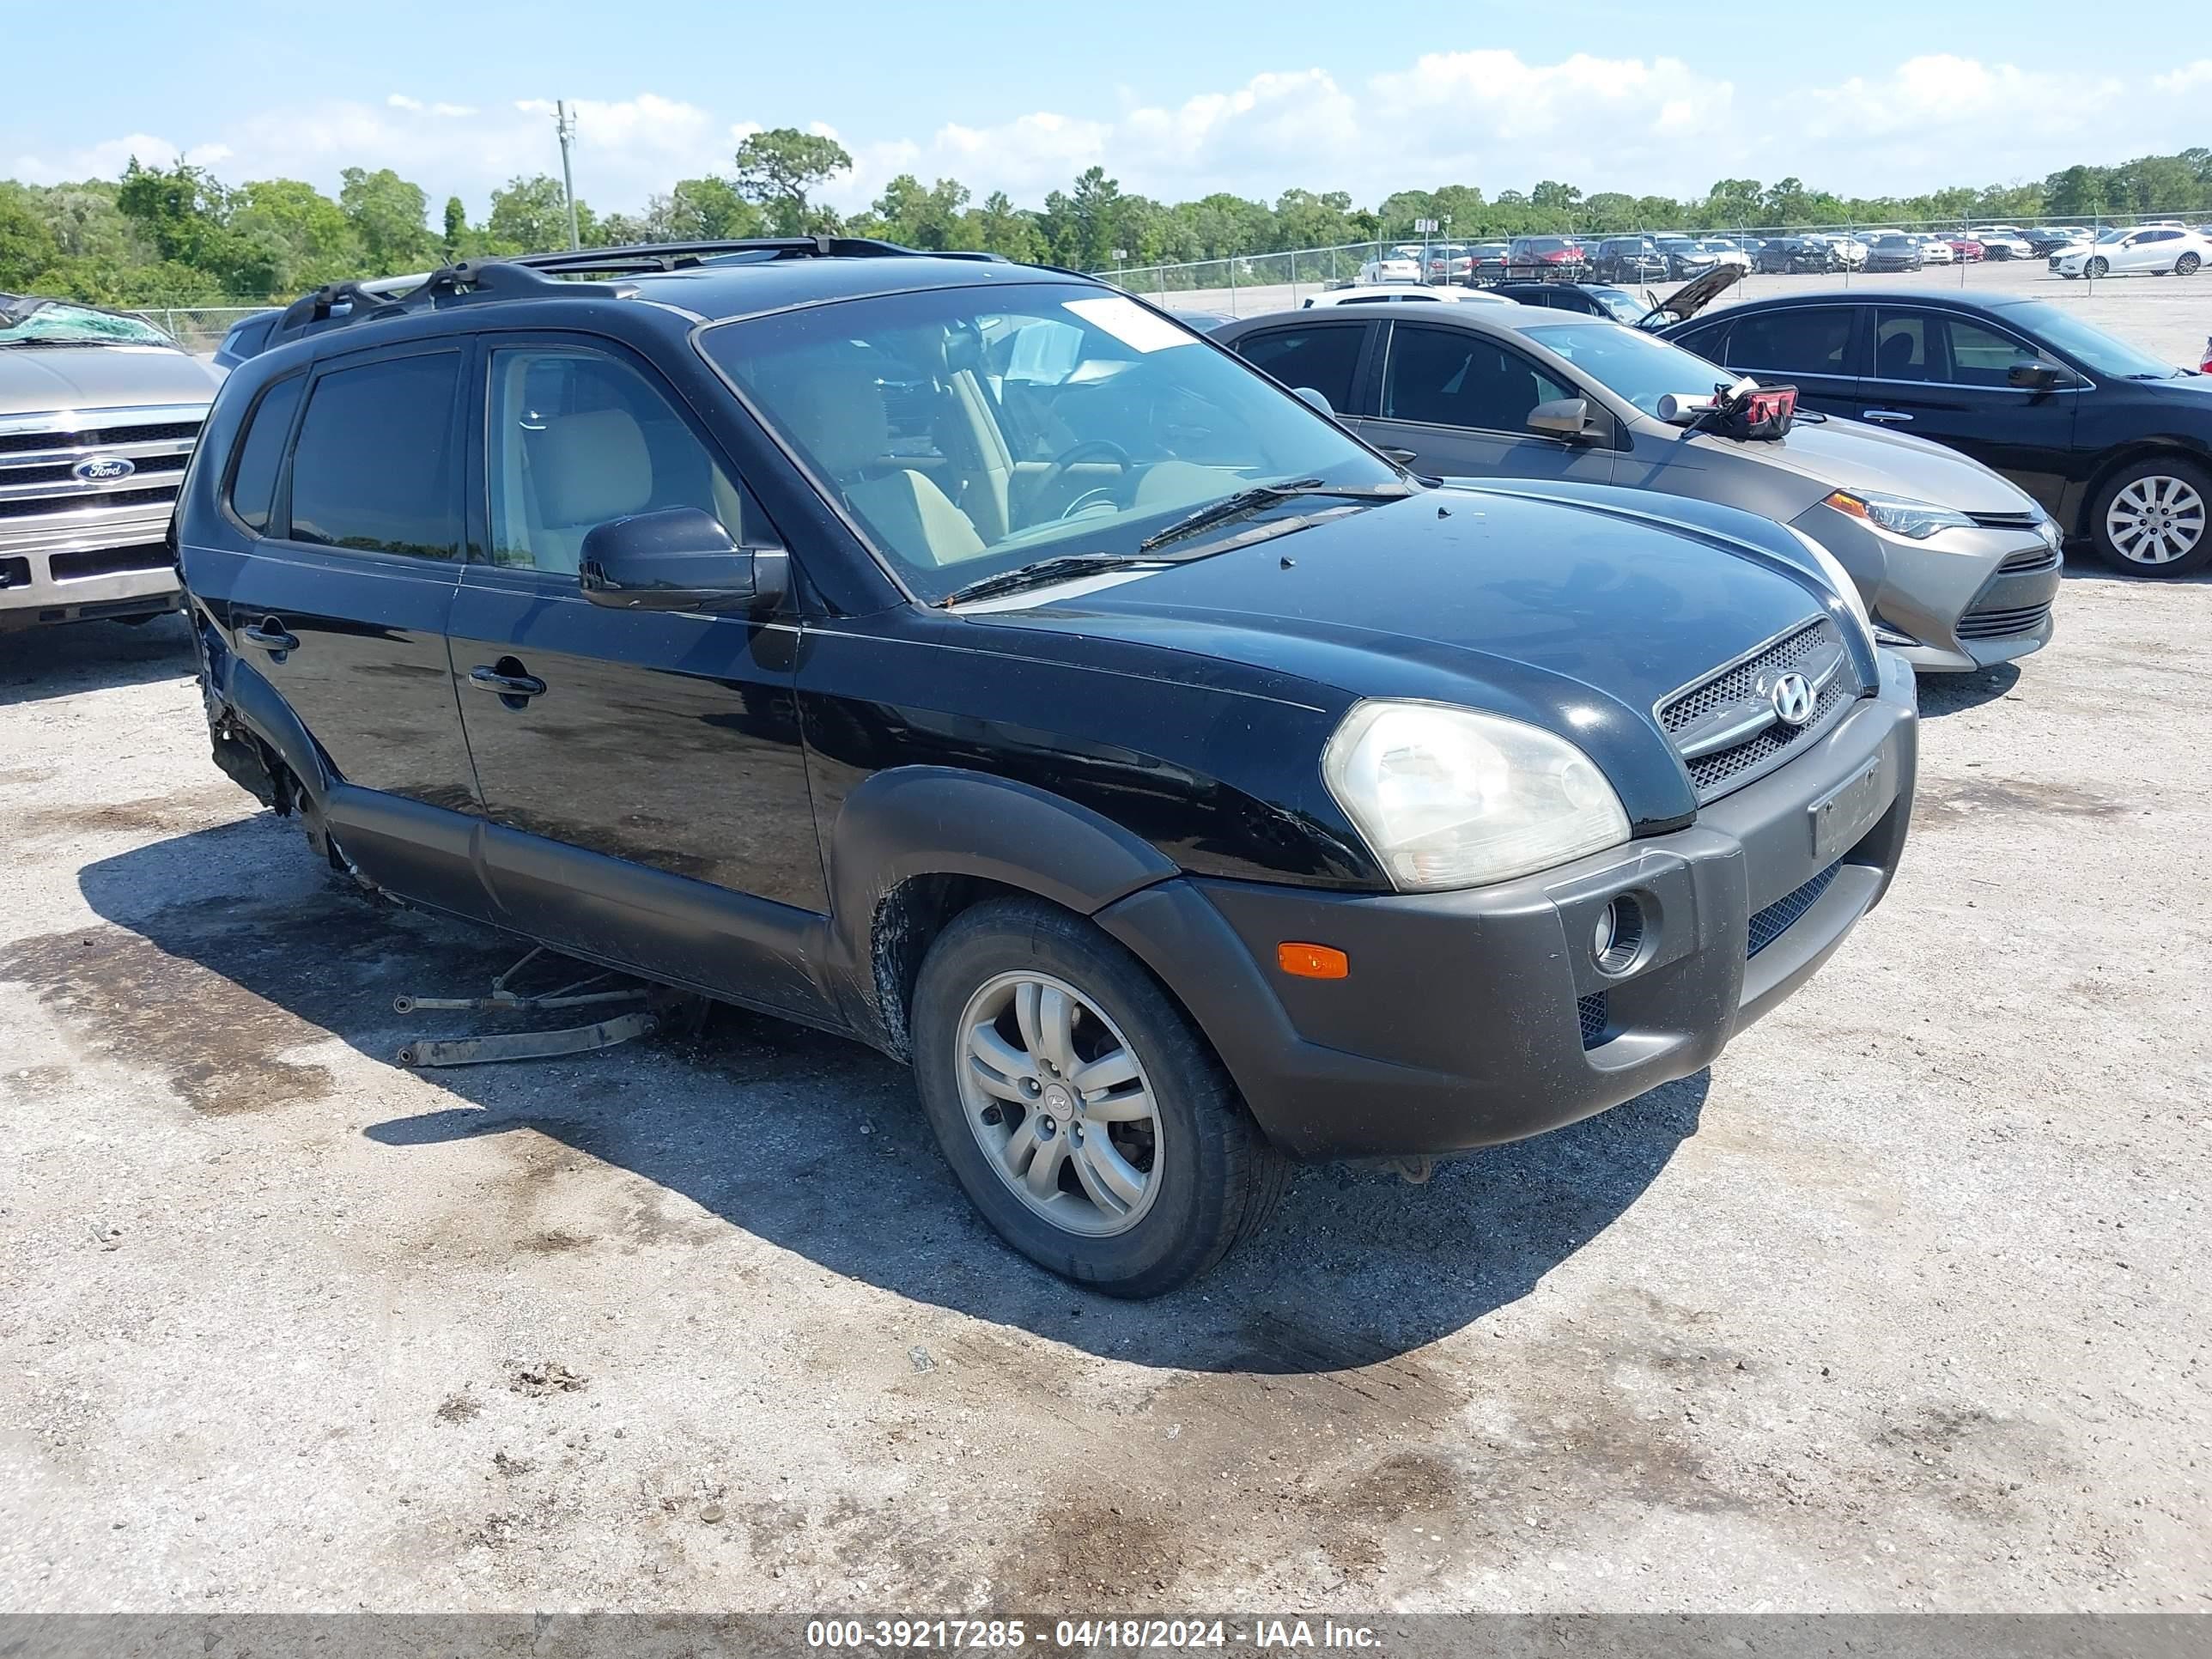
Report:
774,360,988,567
528,408,653,574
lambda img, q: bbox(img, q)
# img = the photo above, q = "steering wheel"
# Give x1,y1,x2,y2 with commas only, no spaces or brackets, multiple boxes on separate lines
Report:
1030,439,1133,522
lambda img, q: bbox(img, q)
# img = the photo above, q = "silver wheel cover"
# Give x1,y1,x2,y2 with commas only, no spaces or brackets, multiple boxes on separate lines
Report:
954,970,1164,1237
2106,475,2207,566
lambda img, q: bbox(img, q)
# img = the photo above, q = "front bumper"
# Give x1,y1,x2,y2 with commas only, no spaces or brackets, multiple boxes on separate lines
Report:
0,504,182,630
1792,501,2061,672
1097,653,1919,1161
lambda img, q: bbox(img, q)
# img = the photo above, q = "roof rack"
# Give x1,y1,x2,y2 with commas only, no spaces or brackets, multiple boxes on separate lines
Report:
266,239,1012,345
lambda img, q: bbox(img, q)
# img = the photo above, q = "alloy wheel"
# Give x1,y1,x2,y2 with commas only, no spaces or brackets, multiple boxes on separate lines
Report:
954,970,1163,1237
2179,253,2203,276
2105,474,2207,565
2087,257,2109,277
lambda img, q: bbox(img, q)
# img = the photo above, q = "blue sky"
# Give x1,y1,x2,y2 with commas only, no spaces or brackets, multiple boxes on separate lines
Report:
9,0,2209,214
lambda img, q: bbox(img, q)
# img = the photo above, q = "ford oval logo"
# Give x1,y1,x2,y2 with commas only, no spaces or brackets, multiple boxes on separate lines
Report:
74,456,135,483
1770,672,1816,727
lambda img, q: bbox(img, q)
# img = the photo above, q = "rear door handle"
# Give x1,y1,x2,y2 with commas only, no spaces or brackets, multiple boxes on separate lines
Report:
1860,409,1913,424
468,665,547,699
240,618,298,652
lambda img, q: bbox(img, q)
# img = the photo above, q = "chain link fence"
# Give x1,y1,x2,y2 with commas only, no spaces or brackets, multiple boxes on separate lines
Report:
1095,212,2212,364
122,305,270,354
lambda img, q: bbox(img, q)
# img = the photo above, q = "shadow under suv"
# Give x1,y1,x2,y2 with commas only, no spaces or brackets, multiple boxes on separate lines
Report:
175,241,1917,1294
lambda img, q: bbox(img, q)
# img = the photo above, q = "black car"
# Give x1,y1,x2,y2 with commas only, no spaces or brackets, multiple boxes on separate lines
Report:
178,240,1917,1294
1863,235,1926,274
213,308,282,370
1493,282,1652,325
1590,238,1668,283
1664,290,2212,574
1756,238,1836,275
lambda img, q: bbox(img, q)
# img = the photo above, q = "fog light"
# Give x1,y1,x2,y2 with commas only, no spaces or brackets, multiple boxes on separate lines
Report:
1593,895,1645,975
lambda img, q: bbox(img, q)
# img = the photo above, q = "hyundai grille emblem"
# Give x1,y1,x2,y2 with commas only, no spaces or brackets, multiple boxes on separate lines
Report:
73,456,135,483
1770,672,1816,726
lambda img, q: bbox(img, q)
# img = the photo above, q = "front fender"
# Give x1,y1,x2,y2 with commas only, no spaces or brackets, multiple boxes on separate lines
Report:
821,765,1182,1050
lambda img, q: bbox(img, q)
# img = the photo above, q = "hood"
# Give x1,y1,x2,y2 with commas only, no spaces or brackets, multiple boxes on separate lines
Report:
0,344,221,418
1677,408,2039,515
1640,264,1742,326
963,486,1835,807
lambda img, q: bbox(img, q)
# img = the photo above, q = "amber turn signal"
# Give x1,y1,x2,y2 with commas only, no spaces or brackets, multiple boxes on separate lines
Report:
1276,942,1350,980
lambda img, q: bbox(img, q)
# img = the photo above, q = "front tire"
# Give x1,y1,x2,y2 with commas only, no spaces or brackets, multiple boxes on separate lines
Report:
2178,252,2202,276
2087,257,2109,278
909,897,1290,1297
2090,457,2211,576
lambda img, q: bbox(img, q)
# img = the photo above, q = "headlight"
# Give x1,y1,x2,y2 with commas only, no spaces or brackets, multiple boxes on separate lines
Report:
1322,702,1630,891
1784,524,1875,652
1823,489,1975,540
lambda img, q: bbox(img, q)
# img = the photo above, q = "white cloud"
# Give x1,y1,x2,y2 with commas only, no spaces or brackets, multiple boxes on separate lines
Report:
15,52,2212,219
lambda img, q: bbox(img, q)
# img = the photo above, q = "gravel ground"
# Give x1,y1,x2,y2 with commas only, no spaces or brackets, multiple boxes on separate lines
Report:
2,566,2209,1615
1172,257,2212,367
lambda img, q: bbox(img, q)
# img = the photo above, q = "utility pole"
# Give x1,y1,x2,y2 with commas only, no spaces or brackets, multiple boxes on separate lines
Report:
553,100,581,251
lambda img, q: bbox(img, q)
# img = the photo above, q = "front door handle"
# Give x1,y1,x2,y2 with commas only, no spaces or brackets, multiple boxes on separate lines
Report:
240,617,299,652
468,665,547,699
1860,409,1914,423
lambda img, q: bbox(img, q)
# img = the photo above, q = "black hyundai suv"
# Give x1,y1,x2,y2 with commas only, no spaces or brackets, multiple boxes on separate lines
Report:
177,240,1918,1295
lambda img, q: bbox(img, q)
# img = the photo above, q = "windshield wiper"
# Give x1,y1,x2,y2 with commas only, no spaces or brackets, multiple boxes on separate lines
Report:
937,553,1152,608
1136,478,1408,553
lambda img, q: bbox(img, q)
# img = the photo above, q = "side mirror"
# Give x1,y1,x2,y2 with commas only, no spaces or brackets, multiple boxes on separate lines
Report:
1292,385,1335,416
1528,397,1599,441
2007,359,2068,392
580,507,787,614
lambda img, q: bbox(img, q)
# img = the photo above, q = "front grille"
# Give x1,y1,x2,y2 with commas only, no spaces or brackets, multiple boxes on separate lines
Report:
1577,992,1610,1049
3,452,190,488
1658,619,1856,804
0,412,204,538
1997,545,2062,575
1958,602,2053,640
0,483,179,521
0,417,202,455
1748,861,1842,957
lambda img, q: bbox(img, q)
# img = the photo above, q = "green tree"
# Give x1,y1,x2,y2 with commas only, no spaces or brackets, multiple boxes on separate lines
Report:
652,176,762,241
732,128,852,235
230,179,363,290
865,173,970,249
486,174,592,253
441,196,468,259
0,183,61,289
337,167,434,273
961,191,1042,261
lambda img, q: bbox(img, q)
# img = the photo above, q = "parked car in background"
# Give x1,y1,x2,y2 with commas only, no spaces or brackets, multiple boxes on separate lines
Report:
1504,236,1588,280
1467,242,1511,283
1817,234,1870,269
1303,284,1510,308
213,308,282,370
1972,228,2035,261
1758,237,1838,274
1216,302,2061,671
1912,234,1955,266
1170,309,1237,333
1592,237,1668,283
1656,237,1717,278
1664,289,2212,574
2027,226,2092,256
180,240,1920,1294
1358,246,1425,284
2051,225,2208,278
1495,282,1654,325
1425,244,1474,284
1947,235,1986,264
1700,239,1752,270
0,295,222,633
1865,235,1928,273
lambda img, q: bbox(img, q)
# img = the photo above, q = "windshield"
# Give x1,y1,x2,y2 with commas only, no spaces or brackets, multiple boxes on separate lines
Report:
0,297,175,349
1584,288,1650,325
698,282,1396,601
1521,323,1728,417
1995,300,2180,379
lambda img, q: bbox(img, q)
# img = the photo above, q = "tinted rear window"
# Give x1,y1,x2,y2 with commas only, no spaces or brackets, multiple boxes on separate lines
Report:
284,352,461,559
1236,325,1365,413
226,374,302,533
1725,307,1856,375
